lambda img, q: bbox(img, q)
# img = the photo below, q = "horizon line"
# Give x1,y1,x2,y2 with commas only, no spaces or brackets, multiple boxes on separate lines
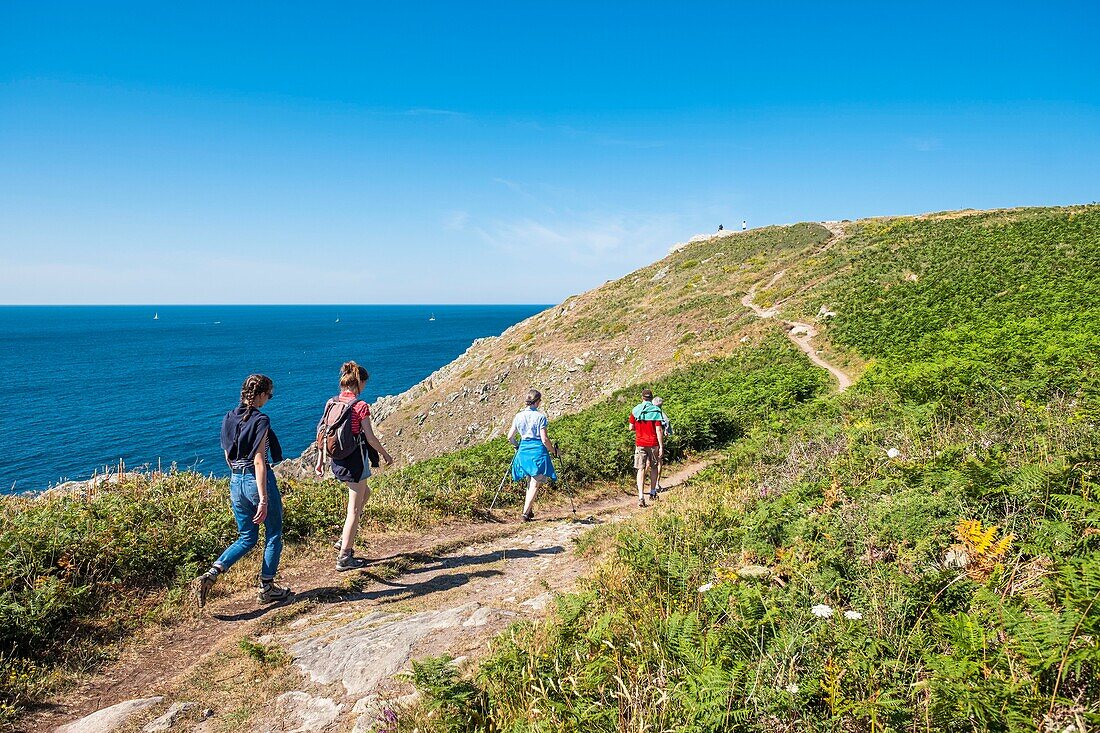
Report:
0,302,557,307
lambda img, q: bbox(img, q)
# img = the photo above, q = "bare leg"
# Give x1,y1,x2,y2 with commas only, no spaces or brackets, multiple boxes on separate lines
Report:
522,477,541,516
340,480,370,552
637,468,647,502
649,463,660,498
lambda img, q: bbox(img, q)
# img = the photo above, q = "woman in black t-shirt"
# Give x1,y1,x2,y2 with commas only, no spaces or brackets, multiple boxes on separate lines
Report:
192,374,292,608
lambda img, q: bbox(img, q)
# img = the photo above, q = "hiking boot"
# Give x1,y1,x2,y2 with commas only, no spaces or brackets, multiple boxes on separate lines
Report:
638,499,648,508
522,510,535,522
649,488,659,501
192,571,217,609
257,581,293,603
335,551,367,572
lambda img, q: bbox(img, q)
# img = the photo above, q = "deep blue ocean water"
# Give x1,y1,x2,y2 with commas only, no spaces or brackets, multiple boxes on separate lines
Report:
0,305,544,494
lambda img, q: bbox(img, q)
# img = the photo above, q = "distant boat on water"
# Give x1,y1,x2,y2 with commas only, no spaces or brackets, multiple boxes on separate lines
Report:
335,314,340,323
153,312,159,320
429,313,436,321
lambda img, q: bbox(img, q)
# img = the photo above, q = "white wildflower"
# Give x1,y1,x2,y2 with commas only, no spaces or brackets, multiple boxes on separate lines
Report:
784,683,800,694
811,604,834,618
697,582,714,593
844,610,863,620
886,447,901,459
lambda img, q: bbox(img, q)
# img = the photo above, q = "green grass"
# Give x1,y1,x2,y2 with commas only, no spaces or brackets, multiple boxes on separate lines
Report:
0,335,824,726
810,208,1100,410
7,206,1099,731
401,206,1100,733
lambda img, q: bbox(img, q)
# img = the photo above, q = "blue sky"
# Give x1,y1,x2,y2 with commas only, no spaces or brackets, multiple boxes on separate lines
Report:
1,2,1097,304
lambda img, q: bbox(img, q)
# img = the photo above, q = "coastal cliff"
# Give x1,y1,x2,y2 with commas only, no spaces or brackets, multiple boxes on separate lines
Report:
280,222,837,477
13,206,1100,733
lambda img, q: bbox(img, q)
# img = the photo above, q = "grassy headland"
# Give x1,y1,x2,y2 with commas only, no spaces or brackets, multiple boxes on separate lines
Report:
3,205,1098,731
401,206,1100,732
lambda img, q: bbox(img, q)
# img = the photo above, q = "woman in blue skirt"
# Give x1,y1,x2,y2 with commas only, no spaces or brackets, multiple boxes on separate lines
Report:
507,389,559,521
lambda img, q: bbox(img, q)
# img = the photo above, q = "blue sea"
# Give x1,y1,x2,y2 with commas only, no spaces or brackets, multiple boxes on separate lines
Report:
0,305,545,494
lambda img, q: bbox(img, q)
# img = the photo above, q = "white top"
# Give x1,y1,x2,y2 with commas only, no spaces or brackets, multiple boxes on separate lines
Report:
511,407,548,440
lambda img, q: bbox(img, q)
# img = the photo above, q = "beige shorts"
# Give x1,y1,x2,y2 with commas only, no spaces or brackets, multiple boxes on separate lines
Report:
634,446,660,470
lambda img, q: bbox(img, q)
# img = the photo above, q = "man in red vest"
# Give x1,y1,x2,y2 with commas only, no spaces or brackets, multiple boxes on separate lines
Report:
628,388,665,507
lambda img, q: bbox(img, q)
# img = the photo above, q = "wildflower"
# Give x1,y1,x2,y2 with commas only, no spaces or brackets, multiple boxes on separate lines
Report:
886,448,901,459
844,610,863,620
784,683,800,694
697,582,714,593
811,604,833,618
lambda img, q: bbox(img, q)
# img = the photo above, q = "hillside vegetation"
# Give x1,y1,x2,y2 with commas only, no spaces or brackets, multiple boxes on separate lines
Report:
0,339,824,727
2,222,835,727
4,206,1098,733
400,206,1100,732
284,222,836,471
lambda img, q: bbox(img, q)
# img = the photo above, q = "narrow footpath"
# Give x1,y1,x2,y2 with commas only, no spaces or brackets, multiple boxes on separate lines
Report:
36,461,711,733
740,221,854,392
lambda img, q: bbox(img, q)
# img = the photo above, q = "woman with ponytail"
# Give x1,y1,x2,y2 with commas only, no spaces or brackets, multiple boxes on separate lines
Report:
326,361,392,571
507,388,558,521
192,374,292,608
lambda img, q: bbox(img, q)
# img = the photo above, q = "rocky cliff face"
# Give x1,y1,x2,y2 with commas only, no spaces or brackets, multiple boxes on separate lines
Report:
279,223,833,478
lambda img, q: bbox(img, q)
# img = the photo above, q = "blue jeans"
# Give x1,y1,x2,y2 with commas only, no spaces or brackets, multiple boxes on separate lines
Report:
214,471,284,580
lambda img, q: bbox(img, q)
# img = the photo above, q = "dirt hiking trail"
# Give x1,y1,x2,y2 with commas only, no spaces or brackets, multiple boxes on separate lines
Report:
741,221,854,392
33,460,712,733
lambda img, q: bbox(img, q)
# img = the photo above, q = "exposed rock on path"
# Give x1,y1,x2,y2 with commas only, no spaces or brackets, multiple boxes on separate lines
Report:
54,697,164,733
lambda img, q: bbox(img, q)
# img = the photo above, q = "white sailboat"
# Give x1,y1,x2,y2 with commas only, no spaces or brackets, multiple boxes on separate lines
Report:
153,312,159,320
335,314,340,323
429,313,436,321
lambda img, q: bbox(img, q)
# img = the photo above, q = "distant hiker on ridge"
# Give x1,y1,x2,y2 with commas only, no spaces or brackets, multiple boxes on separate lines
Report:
194,374,292,608
507,388,559,522
718,224,724,231
629,388,665,506
315,361,393,572
742,220,747,231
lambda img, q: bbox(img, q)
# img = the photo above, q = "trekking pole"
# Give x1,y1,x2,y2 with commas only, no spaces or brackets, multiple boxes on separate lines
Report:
488,469,511,512
553,442,577,517
489,443,518,512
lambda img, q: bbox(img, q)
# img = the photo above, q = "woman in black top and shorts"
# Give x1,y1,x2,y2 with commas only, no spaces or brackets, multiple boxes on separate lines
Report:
192,374,292,607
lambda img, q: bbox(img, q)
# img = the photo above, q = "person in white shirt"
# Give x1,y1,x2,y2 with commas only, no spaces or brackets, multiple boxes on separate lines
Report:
507,389,559,521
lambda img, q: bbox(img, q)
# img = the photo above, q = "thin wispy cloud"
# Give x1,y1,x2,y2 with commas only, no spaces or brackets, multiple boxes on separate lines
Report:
558,125,666,149
442,210,470,230
504,119,664,149
906,136,943,152
402,107,468,118
471,212,681,267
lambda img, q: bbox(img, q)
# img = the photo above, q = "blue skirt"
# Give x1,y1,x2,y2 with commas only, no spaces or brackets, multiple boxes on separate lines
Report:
511,439,557,482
